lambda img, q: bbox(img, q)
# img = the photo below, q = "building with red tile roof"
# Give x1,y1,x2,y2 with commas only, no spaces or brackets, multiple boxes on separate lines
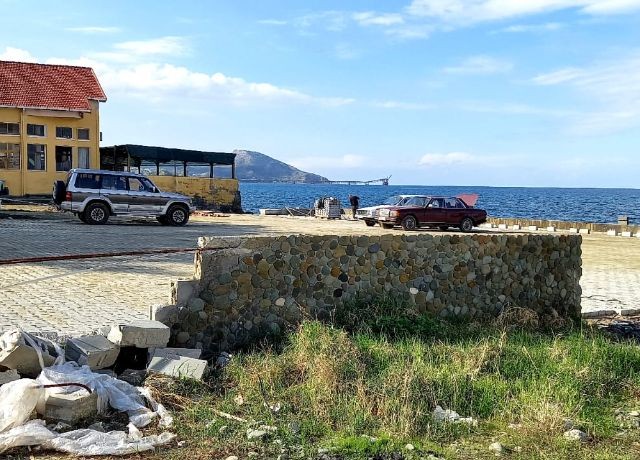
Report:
0,60,107,196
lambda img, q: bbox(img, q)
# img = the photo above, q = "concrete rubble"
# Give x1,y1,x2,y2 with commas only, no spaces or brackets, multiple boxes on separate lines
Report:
148,348,208,381
107,320,170,348
0,330,56,378
0,368,19,385
65,335,120,370
36,390,98,424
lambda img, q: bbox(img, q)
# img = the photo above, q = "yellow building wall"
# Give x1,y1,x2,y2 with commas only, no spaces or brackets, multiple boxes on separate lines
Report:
150,176,240,210
0,100,100,196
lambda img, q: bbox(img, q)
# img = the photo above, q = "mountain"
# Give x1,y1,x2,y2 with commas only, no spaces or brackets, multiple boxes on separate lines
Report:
229,150,328,183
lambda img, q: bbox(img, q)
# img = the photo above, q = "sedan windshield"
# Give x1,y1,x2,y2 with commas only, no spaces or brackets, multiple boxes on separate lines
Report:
383,195,403,205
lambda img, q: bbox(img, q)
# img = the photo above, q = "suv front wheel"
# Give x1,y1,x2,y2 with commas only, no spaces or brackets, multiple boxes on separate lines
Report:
84,202,110,225
166,204,189,226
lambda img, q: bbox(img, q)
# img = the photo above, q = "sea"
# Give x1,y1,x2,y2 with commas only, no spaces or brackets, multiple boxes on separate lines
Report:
239,183,640,224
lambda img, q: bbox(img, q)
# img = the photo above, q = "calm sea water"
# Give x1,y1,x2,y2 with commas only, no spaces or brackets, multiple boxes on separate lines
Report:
239,183,640,224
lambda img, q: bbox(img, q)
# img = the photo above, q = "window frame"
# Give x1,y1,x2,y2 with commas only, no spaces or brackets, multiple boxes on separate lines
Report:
55,145,73,172
27,124,46,137
27,144,47,171
0,143,21,170
55,126,73,140
77,147,90,169
77,128,90,141
0,122,20,136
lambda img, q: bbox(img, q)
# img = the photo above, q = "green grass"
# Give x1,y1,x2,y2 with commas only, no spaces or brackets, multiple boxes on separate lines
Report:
143,298,640,459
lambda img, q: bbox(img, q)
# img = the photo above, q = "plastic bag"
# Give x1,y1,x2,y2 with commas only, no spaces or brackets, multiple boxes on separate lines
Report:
0,379,44,433
36,362,167,427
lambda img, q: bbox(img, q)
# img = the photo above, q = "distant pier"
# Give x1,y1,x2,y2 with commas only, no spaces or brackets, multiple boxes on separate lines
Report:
322,176,391,186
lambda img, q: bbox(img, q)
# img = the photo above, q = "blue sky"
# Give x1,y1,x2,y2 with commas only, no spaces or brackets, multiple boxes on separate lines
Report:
1,0,640,187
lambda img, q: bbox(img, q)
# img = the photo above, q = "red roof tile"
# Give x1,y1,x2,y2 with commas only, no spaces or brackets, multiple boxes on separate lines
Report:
0,60,107,112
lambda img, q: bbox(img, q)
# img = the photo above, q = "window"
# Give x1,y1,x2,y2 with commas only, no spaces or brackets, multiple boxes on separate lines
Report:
78,147,90,168
128,177,156,192
0,143,20,169
77,128,90,140
101,174,127,191
55,146,72,171
56,127,73,139
27,144,46,170
27,124,45,137
0,122,19,135
74,173,101,189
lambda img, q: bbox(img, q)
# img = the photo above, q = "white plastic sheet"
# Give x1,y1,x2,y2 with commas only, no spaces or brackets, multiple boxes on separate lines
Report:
36,362,163,427
0,419,176,455
0,379,44,432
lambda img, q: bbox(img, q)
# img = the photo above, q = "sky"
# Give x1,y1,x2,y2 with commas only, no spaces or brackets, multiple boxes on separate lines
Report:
1,0,639,187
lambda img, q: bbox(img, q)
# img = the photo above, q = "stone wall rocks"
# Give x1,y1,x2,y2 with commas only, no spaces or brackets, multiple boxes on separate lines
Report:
166,234,582,356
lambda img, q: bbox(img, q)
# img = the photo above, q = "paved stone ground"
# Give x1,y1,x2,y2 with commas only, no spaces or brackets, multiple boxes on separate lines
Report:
0,211,638,335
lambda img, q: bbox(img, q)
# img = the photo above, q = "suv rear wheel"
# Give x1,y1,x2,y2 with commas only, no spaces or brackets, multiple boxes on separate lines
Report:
52,180,66,205
166,204,189,226
84,202,109,225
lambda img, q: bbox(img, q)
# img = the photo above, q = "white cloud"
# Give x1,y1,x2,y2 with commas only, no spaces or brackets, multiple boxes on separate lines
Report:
113,36,188,56
407,0,640,24
353,12,405,26
497,22,564,33
372,100,436,110
0,47,37,62
443,55,513,74
418,152,476,166
66,26,120,34
532,51,640,133
258,19,288,26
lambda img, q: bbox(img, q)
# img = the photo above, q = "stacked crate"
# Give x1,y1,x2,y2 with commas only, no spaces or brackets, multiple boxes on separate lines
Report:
314,197,342,219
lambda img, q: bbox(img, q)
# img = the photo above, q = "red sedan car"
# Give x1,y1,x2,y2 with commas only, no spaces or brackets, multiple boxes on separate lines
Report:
375,194,487,232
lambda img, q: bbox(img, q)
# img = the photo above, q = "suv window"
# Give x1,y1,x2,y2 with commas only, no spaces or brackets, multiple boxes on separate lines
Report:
101,174,128,190
128,177,156,192
75,173,101,189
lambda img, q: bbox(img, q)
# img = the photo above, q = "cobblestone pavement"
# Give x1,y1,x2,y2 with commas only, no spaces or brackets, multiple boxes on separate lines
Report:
0,213,638,335
0,252,194,336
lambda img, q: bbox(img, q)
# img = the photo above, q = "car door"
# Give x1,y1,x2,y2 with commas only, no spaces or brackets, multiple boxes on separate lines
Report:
100,174,129,213
444,197,465,225
127,176,165,214
423,198,445,224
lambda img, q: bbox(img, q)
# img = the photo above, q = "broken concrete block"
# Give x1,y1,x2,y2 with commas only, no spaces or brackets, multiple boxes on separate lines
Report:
65,335,120,370
151,347,202,359
512,224,521,230
38,391,98,424
497,224,507,230
622,231,633,237
579,228,590,234
171,279,196,306
148,354,208,381
528,225,538,231
0,330,56,377
569,227,579,234
607,229,618,236
546,226,556,232
150,304,178,325
107,320,170,348
0,368,19,385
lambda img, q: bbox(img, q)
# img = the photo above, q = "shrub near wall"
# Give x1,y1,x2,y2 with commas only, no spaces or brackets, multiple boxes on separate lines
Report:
170,234,582,354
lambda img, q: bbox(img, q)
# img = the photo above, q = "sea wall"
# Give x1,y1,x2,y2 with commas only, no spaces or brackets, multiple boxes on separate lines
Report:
159,233,582,355
149,176,241,212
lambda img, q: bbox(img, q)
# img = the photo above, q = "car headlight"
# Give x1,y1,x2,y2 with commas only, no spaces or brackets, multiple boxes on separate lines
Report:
390,210,398,217
379,209,390,217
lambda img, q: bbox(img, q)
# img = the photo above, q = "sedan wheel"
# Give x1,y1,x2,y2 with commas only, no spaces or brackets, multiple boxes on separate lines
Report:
365,220,376,227
460,217,474,232
401,215,418,231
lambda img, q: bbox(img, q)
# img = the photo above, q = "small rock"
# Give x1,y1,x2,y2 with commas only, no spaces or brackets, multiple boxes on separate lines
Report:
564,429,588,442
288,421,300,434
489,442,503,453
87,422,105,432
51,422,72,432
225,456,239,460
405,443,415,450
629,410,640,417
247,429,266,440
318,448,329,454
234,394,244,406
177,440,186,447
563,418,575,430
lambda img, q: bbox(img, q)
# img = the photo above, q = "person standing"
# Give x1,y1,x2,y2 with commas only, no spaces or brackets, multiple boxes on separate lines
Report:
349,194,360,219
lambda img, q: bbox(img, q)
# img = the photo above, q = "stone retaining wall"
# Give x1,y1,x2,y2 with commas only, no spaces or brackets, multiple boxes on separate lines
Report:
161,233,582,356
487,217,639,234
